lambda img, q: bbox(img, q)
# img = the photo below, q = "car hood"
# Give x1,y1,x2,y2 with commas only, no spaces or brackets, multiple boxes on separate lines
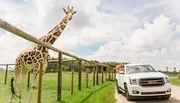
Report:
128,72,166,79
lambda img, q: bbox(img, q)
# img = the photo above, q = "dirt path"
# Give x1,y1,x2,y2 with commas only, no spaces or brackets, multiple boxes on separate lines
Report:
115,85,180,103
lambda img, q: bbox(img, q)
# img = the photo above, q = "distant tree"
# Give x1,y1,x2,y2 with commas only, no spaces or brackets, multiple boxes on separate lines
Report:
101,61,129,67
158,70,162,72
50,57,58,60
50,57,70,60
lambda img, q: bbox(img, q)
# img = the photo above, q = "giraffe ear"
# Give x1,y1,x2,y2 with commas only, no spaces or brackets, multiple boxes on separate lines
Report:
63,8,67,14
73,11,77,14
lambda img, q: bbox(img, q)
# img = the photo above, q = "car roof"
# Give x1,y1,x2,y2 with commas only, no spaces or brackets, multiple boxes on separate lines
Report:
124,64,150,66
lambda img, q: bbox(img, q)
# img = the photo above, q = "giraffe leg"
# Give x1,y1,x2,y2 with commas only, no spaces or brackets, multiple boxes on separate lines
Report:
31,72,38,89
29,63,39,103
18,69,28,103
32,63,40,88
18,80,22,103
42,61,47,79
28,73,38,103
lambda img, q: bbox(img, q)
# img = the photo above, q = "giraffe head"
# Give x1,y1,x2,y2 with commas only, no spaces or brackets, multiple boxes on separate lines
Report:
63,6,77,20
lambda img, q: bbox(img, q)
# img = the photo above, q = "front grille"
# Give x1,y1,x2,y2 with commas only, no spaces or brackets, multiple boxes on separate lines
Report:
139,77,165,87
141,91,166,95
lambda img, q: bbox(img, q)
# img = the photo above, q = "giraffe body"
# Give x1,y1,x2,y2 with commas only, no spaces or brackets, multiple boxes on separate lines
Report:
8,6,76,103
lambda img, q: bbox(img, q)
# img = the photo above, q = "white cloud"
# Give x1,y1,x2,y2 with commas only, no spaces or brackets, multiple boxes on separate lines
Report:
176,25,180,32
128,14,173,50
0,32,29,63
167,0,180,18
132,1,167,14
0,0,180,71
87,14,179,70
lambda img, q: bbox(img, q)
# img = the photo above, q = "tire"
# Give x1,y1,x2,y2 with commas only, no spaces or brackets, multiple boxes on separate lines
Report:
116,80,122,94
161,94,171,100
124,84,134,101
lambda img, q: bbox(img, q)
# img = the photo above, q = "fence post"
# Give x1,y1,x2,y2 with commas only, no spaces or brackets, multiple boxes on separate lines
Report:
86,68,88,88
166,66,168,75
57,52,62,101
101,66,104,83
111,70,113,80
93,65,96,86
108,68,110,80
4,65,8,85
114,69,116,81
105,68,107,82
174,67,176,77
96,66,99,85
71,67,74,94
27,71,30,88
78,59,82,90
37,62,43,103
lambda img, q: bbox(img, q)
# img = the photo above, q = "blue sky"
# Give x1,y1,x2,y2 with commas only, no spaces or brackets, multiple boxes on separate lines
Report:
1,0,180,71
75,42,106,56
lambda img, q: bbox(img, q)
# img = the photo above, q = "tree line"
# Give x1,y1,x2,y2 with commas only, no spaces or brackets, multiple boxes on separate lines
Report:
47,57,129,73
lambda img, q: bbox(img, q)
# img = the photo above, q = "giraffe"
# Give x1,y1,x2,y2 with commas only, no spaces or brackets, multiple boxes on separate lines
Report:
8,6,76,103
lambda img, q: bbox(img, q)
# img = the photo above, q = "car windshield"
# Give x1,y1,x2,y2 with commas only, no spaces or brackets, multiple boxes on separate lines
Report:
126,65,156,74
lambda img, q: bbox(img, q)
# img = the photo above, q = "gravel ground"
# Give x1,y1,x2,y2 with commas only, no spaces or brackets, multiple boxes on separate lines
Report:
115,85,180,103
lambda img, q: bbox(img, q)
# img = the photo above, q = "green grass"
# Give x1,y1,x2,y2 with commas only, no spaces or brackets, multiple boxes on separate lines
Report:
0,72,116,103
84,82,116,103
170,77,180,86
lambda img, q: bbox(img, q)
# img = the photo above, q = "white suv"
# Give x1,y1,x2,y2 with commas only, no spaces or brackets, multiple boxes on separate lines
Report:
116,64,171,101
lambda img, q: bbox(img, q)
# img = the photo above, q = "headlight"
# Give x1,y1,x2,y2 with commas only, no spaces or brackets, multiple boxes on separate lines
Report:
129,78,137,85
165,76,170,83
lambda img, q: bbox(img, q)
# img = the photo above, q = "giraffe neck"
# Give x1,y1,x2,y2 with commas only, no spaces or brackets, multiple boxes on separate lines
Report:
39,15,70,45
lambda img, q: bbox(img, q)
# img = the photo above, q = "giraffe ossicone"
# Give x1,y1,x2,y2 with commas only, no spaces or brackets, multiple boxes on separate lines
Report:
8,6,76,103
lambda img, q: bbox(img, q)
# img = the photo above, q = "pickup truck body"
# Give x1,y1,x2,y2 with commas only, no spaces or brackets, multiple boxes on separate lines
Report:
116,64,171,101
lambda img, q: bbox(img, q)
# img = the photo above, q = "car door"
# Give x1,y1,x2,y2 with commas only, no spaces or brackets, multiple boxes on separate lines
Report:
119,66,125,89
119,73,124,88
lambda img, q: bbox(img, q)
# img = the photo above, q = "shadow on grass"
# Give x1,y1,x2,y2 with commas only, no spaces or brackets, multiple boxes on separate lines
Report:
81,82,113,103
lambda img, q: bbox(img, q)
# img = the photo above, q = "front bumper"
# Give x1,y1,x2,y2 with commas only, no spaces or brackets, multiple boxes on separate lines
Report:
127,83,171,96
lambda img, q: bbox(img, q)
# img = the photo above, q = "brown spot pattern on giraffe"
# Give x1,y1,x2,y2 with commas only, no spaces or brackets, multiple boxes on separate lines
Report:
31,51,36,56
63,19,68,24
50,37,56,44
54,30,61,36
47,36,52,42
35,52,39,57
34,59,37,63
23,54,28,62
42,47,47,53
37,46,41,51
60,25,65,30
42,37,47,42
